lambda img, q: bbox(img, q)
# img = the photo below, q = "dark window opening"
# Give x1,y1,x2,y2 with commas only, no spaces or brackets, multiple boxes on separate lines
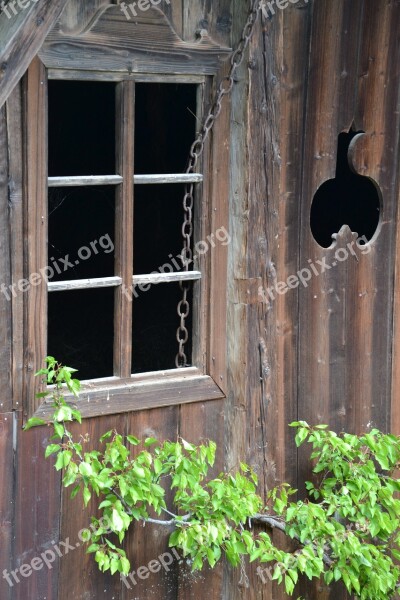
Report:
132,283,192,374
134,83,197,174
48,288,114,381
133,184,186,275
310,129,381,248
48,80,116,177
47,80,197,379
48,186,115,281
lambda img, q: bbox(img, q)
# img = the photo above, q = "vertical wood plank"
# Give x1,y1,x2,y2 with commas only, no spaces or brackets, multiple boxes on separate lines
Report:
206,62,230,393
114,81,134,378
0,414,13,600
182,0,232,45
222,0,260,597
177,400,225,600
22,57,48,418
122,406,180,600
0,103,12,413
353,0,400,435
13,414,61,600
179,2,232,599
57,415,124,599
7,84,25,411
297,0,360,474
256,2,314,598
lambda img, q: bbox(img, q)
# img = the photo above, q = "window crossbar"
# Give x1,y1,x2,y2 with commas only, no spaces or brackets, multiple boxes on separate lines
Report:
47,271,201,292
48,174,203,187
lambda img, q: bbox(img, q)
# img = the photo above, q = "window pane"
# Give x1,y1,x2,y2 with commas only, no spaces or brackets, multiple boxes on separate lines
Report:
134,83,197,174
48,81,116,176
133,184,186,275
48,186,115,281
131,283,192,373
48,288,114,380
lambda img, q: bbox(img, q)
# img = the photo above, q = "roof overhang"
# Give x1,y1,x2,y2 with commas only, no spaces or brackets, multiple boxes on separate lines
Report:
0,0,69,108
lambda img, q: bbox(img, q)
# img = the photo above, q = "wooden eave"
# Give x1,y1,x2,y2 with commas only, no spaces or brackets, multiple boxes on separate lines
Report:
0,0,70,108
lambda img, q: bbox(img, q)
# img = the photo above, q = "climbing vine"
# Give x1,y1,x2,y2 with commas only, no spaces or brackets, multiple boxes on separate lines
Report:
25,357,400,599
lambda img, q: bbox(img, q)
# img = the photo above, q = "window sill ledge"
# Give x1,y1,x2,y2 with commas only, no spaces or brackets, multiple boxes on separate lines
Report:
33,369,225,420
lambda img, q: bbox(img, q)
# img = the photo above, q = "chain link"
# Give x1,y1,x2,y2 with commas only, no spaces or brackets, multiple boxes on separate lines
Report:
176,0,262,368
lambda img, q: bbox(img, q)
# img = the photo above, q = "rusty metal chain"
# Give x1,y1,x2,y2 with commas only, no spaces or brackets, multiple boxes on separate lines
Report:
176,0,262,367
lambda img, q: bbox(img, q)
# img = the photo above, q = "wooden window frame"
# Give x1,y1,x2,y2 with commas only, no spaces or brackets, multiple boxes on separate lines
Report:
22,57,229,422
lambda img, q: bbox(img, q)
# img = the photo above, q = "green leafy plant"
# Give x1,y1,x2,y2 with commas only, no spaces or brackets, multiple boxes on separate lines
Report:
25,358,400,599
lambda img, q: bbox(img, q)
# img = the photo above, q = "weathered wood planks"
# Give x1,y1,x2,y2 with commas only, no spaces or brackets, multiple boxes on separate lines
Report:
0,104,12,413
39,5,230,76
0,0,69,109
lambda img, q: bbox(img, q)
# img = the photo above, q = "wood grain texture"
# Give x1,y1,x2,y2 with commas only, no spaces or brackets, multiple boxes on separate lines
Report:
34,375,225,420
122,406,180,600
114,81,134,379
223,0,262,597
6,84,25,411
0,0,69,108
0,103,12,413
256,3,314,598
178,3,231,599
298,0,399,457
0,414,13,600
295,1,399,596
48,69,206,83
57,414,124,599
177,399,225,600
39,5,230,76
13,412,61,600
22,58,48,419
206,62,230,395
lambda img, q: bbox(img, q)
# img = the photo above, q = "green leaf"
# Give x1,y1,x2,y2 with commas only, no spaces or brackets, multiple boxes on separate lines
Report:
111,508,124,532
55,405,73,422
127,435,140,446
23,417,46,430
132,465,145,478
285,574,295,595
119,556,130,576
100,430,113,442
83,486,91,507
53,422,64,439
144,437,158,446
295,428,309,447
45,444,61,458
79,462,93,477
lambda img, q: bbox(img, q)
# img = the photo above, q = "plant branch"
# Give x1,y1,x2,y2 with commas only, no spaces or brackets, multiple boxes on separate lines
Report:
252,514,333,567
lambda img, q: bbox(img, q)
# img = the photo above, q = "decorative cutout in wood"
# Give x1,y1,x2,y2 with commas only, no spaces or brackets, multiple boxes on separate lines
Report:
39,3,231,75
310,128,381,248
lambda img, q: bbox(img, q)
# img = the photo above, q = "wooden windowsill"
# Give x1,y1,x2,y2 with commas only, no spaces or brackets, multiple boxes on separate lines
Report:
33,368,225,420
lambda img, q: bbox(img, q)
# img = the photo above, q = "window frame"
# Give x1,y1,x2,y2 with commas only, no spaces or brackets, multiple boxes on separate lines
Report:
23,58,229,422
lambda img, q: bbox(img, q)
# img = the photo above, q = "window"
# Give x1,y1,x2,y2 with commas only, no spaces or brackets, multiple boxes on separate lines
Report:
24,42,229,420
47,80,199,379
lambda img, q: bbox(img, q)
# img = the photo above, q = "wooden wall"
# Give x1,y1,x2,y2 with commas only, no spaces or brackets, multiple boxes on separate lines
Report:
1,1,400,599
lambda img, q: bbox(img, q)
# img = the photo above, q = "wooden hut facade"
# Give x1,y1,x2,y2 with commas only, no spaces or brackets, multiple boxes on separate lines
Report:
0,1,400,598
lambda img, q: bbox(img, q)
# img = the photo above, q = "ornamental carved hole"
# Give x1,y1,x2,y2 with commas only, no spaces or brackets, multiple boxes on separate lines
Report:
310,128,381,248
